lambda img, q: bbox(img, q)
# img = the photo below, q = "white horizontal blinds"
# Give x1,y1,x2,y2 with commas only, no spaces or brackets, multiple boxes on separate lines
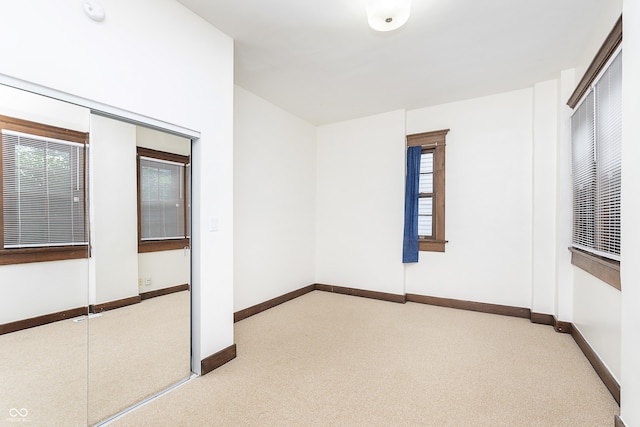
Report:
140,157,185,240
418,151,434,237
2,130,87,248
571,91,596,251
594,52,622,258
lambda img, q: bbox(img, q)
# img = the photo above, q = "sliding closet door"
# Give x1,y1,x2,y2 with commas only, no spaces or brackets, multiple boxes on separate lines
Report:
87,115,192,425
0,85,90,426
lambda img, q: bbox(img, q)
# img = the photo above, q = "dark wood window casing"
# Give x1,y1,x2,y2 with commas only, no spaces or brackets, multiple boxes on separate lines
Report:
0,115,89,265
136,147,190,253
407,129,449,252
567,15,622,290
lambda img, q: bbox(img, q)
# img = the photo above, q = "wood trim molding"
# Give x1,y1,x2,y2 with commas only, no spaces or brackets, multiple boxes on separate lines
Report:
615,415,626,427
0,245,89,266
406,129,450,147
140,284,190,300
569,247,621,290
138,238,190,253
571,324,620,405
315,284,406,304
418,239,447,252
234,284,315,322
406,293,530,319
553,318,572,334
0,306,87,335
89,295,141,314
530,312,555,326
201,344,237,376
567,15,622,108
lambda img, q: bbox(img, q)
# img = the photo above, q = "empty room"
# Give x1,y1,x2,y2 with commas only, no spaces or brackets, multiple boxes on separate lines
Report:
1,0,640,426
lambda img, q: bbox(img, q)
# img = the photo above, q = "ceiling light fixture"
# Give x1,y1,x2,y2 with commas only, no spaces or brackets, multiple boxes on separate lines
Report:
367,0,411,32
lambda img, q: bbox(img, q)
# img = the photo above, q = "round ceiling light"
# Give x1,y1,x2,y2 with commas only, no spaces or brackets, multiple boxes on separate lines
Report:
367,0,411,32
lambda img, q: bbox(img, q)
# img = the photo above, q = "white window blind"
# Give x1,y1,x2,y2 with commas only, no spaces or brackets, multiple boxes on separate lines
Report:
571,50,621,260
2,130,87,248
571,91,596,251
418,151,433,237
140,156,185,240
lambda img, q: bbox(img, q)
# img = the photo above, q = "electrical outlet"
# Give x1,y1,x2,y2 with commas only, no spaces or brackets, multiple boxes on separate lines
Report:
138,278,142,286
144,277,152,286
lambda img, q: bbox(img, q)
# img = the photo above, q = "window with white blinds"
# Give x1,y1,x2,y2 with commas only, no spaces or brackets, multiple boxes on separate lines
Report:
571,50,621,261
406,129,448,252
418,151,434,237
139,156,186,240
2,130,87,248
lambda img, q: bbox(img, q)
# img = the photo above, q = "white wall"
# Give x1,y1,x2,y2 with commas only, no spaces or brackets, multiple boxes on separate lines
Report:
234,86,316,311
0,85,90,323
620,1,640,424
555,69,576,322
572,267,621,380
532,80,559,315
89,115,139,305
138,249,190,292
0,0,234,369
405,90,533,307
315,110,406,295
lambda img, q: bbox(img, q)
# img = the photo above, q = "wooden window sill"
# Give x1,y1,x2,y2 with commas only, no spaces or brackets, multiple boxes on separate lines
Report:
419,240,447,252
0,245,89,265
569,247,620,290
138,238,190,253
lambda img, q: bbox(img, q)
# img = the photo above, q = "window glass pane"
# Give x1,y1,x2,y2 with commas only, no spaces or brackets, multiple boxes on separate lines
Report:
571,50,621,261
418,196,433,237
418,215,432,237
594,52,621,257
418,197,432,216
2,131,86,248
140,158,185,240
571,91,596,251
419,152,434,193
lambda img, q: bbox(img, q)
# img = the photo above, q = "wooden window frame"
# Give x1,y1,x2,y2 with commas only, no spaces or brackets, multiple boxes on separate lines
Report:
407,129,449,252
0,115,89,265
567,15,622,290
136,147,190,253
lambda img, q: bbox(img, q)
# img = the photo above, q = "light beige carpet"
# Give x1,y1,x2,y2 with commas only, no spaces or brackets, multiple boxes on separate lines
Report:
111,291,619,426
0,291,190,427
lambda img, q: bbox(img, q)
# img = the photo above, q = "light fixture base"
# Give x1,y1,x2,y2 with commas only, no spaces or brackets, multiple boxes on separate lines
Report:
83,0,106,22
367,0,411,32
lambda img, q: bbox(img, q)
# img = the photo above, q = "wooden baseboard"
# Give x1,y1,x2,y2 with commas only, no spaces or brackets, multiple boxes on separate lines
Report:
0,306,87,335
234,285,315,322
315,284,406,303
615,415,626,427
553,317,572,334
571,325,620,405
140,283,190,300
530,312,555,326
90,295,141,313
201,344,237,376
406,293,530,319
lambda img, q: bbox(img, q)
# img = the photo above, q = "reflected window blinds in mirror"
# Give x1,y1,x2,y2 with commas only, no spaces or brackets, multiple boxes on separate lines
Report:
0,115,89,265
137,147,190,253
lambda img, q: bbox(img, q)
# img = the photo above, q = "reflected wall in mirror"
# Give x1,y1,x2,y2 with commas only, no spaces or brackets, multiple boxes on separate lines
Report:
0,85,90,426
87,116,192,425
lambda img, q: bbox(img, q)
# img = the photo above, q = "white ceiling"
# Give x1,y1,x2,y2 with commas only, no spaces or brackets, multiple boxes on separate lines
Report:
177,0,618,125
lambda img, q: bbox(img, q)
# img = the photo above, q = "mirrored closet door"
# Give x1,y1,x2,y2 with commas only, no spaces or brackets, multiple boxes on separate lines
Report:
0,85,91,426
0,86,193,427
87,115,192,425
